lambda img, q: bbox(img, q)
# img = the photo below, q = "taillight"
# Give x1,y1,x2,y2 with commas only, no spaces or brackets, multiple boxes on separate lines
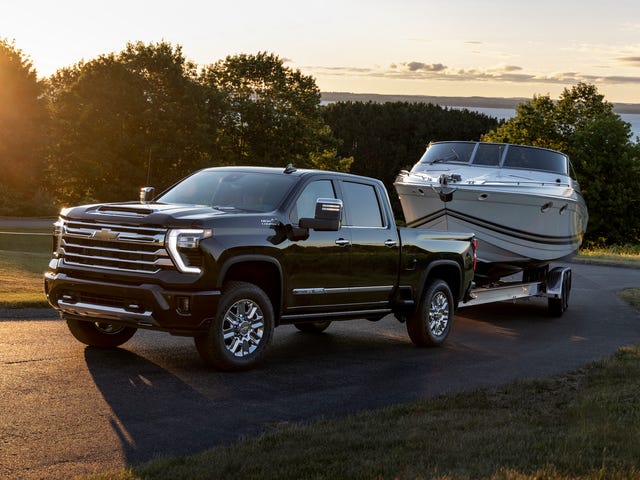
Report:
472,238,478,271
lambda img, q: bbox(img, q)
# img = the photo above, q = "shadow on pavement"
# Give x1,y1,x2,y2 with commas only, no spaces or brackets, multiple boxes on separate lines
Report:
84,347,242,465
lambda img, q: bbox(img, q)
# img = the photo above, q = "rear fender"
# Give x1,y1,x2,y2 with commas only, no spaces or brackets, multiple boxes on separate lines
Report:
418,259,463,307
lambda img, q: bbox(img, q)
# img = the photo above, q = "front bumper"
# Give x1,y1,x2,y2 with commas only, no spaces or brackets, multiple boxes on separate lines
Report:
44,271,221,335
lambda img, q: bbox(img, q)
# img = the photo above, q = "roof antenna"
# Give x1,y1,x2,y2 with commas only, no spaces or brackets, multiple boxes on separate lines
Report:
146,147,152,185
284,164,297,174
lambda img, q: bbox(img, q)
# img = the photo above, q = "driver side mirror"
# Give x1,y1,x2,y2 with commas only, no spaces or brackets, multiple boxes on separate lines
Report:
299,198,343,232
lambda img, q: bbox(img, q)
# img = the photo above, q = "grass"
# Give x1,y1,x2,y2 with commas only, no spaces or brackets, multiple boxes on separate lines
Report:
576,244,640,268
0,228,51,308
85,345,640,480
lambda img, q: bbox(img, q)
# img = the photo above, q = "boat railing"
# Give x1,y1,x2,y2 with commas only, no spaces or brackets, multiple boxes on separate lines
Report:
399,172,573,188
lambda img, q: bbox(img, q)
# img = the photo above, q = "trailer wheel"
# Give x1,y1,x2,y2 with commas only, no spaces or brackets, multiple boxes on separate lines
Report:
194,281,274,371
548,270,571,317
407,279,454,347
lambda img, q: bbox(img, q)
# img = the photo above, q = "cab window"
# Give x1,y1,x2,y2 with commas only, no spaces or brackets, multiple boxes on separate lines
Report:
341,181,384,228
290,180,336,224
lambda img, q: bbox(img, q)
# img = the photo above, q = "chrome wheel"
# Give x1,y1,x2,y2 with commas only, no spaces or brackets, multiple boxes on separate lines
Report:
194,281,274,371
428,291,450,338
222,298,265,357
406,279,454,347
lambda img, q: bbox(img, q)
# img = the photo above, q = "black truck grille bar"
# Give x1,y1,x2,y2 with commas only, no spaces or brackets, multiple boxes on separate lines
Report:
59,220,174,274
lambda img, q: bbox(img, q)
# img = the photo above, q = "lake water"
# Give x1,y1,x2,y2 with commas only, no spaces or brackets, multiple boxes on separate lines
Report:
456,106,640,141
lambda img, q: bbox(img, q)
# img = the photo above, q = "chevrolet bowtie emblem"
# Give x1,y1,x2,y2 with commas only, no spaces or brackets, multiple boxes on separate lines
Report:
91,228,119,241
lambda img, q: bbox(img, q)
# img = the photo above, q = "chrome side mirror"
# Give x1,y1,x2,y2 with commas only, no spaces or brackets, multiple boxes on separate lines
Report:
140,186,155,204
299,198,343,232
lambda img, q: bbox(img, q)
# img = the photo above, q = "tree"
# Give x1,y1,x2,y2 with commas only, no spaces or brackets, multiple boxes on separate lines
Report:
200,52,351,171
483,83,640,244
322,101,500,216
47,41,220,205
0,39,50,214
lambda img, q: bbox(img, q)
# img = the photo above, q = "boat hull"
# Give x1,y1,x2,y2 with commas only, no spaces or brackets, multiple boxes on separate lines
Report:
396,181,588,279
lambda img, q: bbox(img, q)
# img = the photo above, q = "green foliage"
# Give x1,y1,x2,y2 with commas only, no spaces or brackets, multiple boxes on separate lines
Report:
0,38,50,214
42,46,349,206
46,41,221,205
483,83,640,244
200,52,350,171
322,101,500,216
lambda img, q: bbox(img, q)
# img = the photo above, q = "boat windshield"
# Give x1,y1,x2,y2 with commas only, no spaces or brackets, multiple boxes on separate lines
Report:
411,142,569,176
412,142,476,170
502,145,569,175
157,170,297,212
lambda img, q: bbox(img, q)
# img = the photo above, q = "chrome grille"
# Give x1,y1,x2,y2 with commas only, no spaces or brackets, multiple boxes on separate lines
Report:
59,220,175,274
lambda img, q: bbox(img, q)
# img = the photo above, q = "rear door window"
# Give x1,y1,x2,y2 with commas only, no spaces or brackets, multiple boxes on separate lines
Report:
341,181,384,228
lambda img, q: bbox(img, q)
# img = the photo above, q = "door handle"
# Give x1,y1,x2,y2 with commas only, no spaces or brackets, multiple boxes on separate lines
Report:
335,238,350,246
384,239,397,247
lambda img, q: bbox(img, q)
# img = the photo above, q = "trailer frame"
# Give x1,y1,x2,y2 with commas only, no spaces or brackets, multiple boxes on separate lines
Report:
460,265,572,317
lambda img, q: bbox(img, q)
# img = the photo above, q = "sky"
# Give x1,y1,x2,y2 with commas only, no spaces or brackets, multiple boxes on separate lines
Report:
2,0,640,103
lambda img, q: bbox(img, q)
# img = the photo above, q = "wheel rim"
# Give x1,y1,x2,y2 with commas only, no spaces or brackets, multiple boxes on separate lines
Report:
428,291,450,337
222,298,265,358
94,323,126,335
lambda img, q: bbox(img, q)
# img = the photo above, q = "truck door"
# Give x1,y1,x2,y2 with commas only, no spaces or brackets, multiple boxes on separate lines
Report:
339,180,399,307
283,179,354,312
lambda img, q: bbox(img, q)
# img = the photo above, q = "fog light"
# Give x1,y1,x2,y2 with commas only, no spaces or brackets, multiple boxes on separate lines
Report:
177,296,191,314
127,302,144,313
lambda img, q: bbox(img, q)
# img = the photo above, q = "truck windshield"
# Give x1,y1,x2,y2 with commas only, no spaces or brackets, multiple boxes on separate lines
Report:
156,170,297,212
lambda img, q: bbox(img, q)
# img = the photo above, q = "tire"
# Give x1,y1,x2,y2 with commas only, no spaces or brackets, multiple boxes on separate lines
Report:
66,318,137,348
194,281,274,371
294,321,332,333
548,270,571,317
406,279,454,347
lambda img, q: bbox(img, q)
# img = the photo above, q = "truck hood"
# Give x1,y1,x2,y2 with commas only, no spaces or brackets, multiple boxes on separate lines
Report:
61,201,236,227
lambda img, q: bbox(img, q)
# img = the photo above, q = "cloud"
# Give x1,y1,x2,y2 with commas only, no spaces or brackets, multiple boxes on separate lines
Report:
617,56,640,66
302,61,640,87
405,62,447,72
502,65,522,72
487,65,523,73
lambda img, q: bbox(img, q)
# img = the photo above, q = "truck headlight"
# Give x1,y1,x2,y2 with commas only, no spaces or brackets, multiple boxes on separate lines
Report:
166,229,212,274
52,218,64,257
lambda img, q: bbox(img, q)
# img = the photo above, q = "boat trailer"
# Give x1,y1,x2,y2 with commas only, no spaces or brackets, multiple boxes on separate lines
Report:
460,266,572,317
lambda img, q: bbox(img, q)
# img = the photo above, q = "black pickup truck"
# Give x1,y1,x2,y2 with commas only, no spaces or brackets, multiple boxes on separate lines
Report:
45,166,476,370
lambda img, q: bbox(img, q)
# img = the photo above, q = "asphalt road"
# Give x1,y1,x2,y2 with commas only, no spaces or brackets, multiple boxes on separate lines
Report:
1,262,639,479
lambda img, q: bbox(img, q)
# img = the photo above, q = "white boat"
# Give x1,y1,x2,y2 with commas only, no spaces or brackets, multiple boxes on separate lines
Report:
394,141,589,283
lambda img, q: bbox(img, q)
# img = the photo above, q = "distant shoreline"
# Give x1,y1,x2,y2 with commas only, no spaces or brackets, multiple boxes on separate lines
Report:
321,92,640,114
